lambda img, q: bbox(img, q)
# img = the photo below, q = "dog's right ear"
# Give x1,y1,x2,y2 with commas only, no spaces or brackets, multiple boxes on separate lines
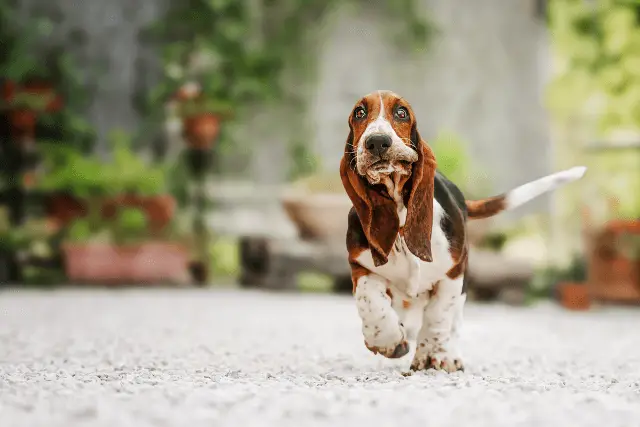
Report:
340,129,399,267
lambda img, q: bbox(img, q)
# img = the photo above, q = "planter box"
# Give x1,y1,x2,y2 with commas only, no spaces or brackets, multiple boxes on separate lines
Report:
62,242,189,285
587,220,640,304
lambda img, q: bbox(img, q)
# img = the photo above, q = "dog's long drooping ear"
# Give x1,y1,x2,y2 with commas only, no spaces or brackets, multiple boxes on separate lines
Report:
340,130,399,267
403,126,437,263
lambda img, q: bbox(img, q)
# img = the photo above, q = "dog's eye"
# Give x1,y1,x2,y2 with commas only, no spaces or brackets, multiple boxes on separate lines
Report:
395,107,409,120
354,107,366,120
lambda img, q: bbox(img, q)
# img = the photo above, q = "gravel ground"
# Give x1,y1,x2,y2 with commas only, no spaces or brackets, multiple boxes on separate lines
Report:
1,288,639,427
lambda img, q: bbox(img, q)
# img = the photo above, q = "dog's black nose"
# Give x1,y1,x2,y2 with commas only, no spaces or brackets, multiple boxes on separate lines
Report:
365,134,391,156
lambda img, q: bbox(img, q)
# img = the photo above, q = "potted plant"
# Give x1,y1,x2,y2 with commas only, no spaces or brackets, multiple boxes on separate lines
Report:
62,205,190,284
172,82,233,151
587,221,640,304
37,131,176,230
553,255,591,311
1,79,63,140
0,207,59,284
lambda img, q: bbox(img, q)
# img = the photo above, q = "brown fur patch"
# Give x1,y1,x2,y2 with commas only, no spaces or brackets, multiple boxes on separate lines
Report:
386,288,393,299
349,262,370,294
429,282,439,298
402,300,411,309
403,140,437,263
446,250,468,279
466,196,507,219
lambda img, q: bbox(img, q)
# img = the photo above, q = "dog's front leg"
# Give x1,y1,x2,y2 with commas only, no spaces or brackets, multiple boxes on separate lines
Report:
354,272,410,359
411,276,466,372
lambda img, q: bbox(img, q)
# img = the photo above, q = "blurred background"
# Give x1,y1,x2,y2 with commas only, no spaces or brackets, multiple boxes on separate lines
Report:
0,0,639,310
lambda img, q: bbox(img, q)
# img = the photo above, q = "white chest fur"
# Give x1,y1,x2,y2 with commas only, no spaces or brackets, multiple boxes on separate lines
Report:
355,199,453,298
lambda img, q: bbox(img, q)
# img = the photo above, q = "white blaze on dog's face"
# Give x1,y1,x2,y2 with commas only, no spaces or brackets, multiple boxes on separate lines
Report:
348,90,419,185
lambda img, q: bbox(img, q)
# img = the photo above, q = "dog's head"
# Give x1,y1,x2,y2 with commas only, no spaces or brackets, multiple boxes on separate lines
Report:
340,90,437,266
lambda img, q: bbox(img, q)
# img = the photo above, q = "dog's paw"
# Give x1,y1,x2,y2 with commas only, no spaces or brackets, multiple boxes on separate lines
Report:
410,347,464,373
366,339,410,359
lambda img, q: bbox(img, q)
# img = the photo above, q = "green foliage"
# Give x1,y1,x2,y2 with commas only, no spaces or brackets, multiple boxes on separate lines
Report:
175,97,234,119
479,232,509,252
0,91,56,111
112,207,149,245
108,130,168,195
65,218,95,243
547,0,640,132
297,272,334,293
288,140,320,181
548,0,640,219
429,130,491,197
37,130,168,198
207,236,240,279
0,207,55,254
64,206,149,246
529,254,588,299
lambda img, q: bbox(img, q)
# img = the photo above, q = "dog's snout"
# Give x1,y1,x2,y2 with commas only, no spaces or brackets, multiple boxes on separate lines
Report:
365,134,391,156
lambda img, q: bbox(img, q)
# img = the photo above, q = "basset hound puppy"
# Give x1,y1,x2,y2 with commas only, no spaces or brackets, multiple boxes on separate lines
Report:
340,90,586,373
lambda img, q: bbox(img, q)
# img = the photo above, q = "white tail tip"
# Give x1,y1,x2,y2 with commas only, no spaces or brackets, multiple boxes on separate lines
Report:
505,166,587,211
563,166,587,182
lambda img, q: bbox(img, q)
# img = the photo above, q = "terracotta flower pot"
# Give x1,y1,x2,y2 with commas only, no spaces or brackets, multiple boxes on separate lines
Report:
558,282,591,311
62,242,189,284
140,194,176,232
182,113,220,150
46,193,87,225
8,109,38,139
587,220,640,304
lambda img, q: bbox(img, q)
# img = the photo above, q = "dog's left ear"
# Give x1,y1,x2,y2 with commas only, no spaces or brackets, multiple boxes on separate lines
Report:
404,125,437,263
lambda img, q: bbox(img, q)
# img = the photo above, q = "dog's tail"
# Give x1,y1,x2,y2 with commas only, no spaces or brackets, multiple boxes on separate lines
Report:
465,166,587,220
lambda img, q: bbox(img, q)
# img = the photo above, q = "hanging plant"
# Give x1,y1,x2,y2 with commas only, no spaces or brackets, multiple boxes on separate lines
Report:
1,79,63,140
171,82,234,150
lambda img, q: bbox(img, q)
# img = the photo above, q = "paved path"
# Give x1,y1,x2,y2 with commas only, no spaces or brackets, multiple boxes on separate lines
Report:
1,288,639,427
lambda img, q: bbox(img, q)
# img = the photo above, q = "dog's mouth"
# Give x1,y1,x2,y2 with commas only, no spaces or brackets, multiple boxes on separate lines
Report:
365,159,413,183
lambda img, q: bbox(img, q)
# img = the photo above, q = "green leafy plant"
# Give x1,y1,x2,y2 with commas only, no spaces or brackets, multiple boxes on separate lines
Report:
0,91,57,111
108,130,168,195
175,95,234,119
37,130,168,198
479,232,509,252
429,130,491,198
111,207,149,246
0,207,55,254
64,207,149,246
547,0,640,133
528,254,589,300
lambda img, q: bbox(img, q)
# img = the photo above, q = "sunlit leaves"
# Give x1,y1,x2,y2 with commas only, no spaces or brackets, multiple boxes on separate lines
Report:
548,0,640,133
